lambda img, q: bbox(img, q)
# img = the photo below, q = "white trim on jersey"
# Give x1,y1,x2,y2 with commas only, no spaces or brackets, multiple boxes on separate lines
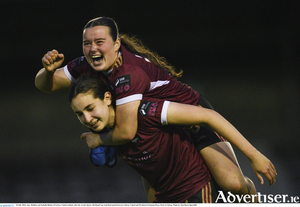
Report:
149,80,170,91
116,94,143,106
63,65,76,83
161,100,170,125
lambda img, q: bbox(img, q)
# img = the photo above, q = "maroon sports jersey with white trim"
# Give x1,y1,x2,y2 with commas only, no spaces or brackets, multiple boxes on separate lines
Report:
118,98,211,203
64,45,200,106
108,45,200,106
63,56,111,88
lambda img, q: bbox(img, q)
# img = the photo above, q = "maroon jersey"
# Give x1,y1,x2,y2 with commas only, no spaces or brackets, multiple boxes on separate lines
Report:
63,56,111,88
64,45,199,106
118,98,211,203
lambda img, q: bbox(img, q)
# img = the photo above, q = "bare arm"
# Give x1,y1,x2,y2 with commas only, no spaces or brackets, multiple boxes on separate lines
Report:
101,100,140,145
35,50,72,92
167,102,256,157
81,100,140,147
167,102,277,185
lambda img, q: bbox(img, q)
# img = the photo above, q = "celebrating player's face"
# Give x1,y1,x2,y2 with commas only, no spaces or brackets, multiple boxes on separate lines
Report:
83,26,120,73
71,92,115,131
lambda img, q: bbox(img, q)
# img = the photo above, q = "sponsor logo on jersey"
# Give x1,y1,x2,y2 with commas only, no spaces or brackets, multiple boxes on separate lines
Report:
139,101,158,117
131,136,139,143
115,74,131,94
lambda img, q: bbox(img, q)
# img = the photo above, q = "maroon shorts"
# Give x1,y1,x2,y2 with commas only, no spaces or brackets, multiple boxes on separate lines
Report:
184,179,225,203
187,94,226,151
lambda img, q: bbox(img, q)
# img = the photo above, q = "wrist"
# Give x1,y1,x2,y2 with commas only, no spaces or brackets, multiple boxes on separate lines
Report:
246,148,261,162
99,131,109,145
44,67,56,74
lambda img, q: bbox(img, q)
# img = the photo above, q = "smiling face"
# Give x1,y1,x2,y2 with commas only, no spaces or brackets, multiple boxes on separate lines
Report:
71,91,115,132
83,26,121,73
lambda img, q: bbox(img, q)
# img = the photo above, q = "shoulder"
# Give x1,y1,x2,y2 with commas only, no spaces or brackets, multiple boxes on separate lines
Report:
65,56,95,80
111,63,149,85
67,56,90,70
120,44,152,68
138,98,168,127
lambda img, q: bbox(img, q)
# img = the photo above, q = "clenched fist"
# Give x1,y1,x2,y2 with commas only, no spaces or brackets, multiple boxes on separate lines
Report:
42,49,64,73
81,132,101,149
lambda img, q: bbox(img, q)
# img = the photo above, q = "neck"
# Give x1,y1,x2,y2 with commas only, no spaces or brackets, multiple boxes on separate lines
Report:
103,51,122,75
107,105,116,129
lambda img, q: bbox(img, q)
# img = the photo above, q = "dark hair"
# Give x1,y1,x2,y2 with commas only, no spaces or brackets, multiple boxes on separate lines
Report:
84,17,119,41
83,17,183,79
69,75,115,107
120,34,183,78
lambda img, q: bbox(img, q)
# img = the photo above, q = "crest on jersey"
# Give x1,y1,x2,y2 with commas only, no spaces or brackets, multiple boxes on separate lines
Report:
139,101,158,117
115,74,131,94
70,56,86,68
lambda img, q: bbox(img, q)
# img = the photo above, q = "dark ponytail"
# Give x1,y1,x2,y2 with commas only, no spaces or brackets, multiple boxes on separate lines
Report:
83,17,183,79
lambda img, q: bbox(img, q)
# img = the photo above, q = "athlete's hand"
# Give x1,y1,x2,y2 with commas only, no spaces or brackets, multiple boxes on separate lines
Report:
42,49,64,72
81,132,101,149
249,152,277,186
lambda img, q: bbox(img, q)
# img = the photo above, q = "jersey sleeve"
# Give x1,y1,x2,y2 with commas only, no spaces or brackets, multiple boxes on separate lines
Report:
112,65,150,106
138,98,170,129
63,56,94,83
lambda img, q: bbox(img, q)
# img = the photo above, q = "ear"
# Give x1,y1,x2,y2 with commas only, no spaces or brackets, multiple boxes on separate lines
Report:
104,91,112,106
114,37,121,52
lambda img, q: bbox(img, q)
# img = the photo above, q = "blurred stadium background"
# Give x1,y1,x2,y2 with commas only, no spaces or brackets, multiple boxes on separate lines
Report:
1,0,299,203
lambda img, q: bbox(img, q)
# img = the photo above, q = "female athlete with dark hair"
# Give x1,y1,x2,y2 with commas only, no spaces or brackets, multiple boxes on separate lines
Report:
35,17,276,199
69,75,258,202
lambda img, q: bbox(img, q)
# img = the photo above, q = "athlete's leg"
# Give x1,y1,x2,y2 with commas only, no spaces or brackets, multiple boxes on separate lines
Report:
200,141,257,198
192,95,257,202
244,176,258,202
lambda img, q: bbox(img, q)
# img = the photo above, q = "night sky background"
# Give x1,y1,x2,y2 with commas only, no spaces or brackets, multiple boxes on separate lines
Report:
1,0,299,203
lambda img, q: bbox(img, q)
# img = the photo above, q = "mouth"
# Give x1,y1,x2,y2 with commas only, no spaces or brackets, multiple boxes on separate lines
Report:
91,55,103,65
89,119,99,128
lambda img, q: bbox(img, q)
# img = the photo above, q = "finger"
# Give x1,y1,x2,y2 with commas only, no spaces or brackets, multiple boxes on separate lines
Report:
268,175,274,186
48,49,58,56
51,49,58,54
81,132,90,140
269,176,274,186
48,51,58,61
255,172,264,185
57,53,64,59
264,171,274,186
44,54,54,64
271,163,277,175
269,172,275,186
272,176,276,186
42,56,50,65
271,169,276,185
271,171,276,185
269,164,277,185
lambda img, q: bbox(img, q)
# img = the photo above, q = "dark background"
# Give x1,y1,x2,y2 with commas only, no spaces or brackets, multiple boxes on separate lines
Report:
1,0,299,203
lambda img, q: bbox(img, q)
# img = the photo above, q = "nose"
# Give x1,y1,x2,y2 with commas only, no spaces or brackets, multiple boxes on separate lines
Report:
90,42,97,52
82,112,92,124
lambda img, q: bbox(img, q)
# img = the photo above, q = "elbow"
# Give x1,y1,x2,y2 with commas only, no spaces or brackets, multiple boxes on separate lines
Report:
34,80,43,91
35,83,51,93
34,78,52,93
122,132,137,142
116,127,137,143
34,69,54,93
34,79,42,91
